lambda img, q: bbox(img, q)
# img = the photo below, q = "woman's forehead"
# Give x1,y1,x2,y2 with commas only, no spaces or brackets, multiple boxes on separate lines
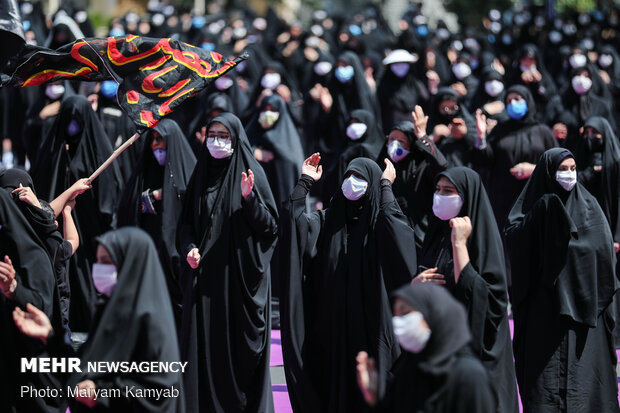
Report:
209,121,228,132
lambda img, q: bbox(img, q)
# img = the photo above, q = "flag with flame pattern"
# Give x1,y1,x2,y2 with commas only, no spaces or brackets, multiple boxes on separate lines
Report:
0,35,247,130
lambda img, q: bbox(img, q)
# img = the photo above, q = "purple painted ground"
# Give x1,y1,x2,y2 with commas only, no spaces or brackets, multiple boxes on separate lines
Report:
271,322,620,413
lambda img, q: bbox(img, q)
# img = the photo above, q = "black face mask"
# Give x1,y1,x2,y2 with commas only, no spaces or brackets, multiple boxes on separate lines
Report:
585,134,603,152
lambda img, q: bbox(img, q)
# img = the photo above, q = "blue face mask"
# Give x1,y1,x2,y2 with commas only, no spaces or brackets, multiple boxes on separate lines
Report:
153,149,166,166
416,25,429,38
109,28,125,37
335,65,354,83
506,100,528,120
201,42,215,51
100,80,118,99
192,16,206,29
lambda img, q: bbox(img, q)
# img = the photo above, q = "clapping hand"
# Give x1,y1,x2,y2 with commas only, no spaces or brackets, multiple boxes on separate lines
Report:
241,169,255,199
13,303,52,343
301,153,323,181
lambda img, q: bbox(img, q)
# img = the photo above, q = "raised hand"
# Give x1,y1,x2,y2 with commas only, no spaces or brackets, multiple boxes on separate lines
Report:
0,255,16,297
412,105,429,139
475,109,487,139
241,169,255,198
301,153,323,181
381,158,396,184
187,248,201,269
195,126,207,145
70,178,93,200
356,351,378,406
12,184,41,208
450,216,472,246
13,303,53,343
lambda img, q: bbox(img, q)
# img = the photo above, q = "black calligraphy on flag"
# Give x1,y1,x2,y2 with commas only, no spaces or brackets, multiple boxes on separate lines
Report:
0,35,247,130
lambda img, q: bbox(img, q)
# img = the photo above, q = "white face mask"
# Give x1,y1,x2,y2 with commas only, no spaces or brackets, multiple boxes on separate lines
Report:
261,73,281,90
153,149,166,166
214,76,233,90
341,175,368,200
556,170,577,191
346,123,368,140
314,61,333,76
569,54,587,68
484,80,504,97
387,140,410,162
392,311,431,353
432,193,463,220
599,54,613,68
206,137,234,158
520,63,537,73
258,110,279,129
92,263,118,297
46,84,65,100
452,62,471,80
390,62,410,78
571,75,592,94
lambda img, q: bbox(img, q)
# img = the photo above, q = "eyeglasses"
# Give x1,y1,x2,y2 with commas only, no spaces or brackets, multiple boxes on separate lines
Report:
439,104,459,115
207,132,231,143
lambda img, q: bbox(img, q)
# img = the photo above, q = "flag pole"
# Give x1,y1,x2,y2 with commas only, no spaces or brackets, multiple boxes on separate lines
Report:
87,132,141,184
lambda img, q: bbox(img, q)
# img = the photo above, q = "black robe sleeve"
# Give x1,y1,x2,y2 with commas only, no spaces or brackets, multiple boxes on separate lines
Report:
505,193,575,311
413,136,449,171
242,191,278,237
376,180,417,292
278,176,325,413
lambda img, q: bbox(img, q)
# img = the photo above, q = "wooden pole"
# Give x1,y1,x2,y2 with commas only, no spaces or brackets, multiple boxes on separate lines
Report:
87,132,141,184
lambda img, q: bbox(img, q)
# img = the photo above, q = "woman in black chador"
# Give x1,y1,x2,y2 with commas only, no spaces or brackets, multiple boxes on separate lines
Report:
356,283,496,413
117,118,196,327
417,167,518,413
505,148,620,412
30,94,123,333
176,112,278,413
13,227,185,413
0,189,64,413
280,154,418,413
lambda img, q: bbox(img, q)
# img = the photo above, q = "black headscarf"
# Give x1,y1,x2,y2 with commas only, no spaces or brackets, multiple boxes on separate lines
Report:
117,118,196,314
0,168,59,251
117,118,196,250
488,84,538,142
381,283,495,413
420,167,518,413
422,167,508,338
280,157,417,413
325,51,381,153
504,148,619,411
428,87,477,168
245,94,305,205
574,116,620,243
481,84,557,231
375,121,448,248
392,283,471,376
559,66,616,132
506,148,618,327
68,228,185,413
31,94,123,332
505,44,557,114
31,94,122,219
176,112,278,413
0,189,64,413
321,109,385,206
377,60,427,134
